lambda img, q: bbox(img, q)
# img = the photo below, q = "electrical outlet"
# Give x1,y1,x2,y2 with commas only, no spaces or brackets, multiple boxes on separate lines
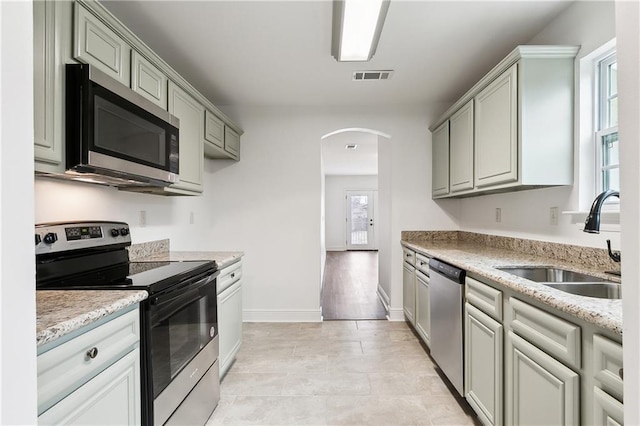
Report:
550,207,559,226
189,211,195,225
495,208,502,223
139,210,147,227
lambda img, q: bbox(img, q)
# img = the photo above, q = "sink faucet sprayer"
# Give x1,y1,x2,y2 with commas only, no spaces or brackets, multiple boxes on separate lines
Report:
583,190,621,263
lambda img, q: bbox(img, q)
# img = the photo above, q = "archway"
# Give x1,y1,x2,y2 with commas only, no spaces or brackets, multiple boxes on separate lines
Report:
320,128,391,320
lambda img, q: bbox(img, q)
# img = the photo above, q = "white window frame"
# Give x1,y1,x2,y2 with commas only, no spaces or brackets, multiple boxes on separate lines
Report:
594,50,619,206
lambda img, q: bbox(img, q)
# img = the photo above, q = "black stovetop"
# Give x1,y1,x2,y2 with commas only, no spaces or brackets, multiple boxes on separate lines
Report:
36,259,217,295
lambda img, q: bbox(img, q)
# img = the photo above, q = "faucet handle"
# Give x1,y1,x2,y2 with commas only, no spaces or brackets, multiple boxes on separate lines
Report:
606,239,621,263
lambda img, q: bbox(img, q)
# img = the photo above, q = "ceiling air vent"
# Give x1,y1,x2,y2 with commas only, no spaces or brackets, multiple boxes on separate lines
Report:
352,70,394,81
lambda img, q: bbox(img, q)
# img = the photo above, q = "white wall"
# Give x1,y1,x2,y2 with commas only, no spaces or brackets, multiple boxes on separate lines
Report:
35,104,458,322
0,2,37,423
455,0,617,250
325,175,378,251
616,0,640,423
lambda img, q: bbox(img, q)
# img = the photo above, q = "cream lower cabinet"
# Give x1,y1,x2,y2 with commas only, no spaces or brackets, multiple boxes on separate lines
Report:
218,261,243,378
402,261,416,325
593,334,624,425
506,330,580,425
465,303,503,426
415,269,430,347
39,349,140,425
38,307,141,425
593,387,623,426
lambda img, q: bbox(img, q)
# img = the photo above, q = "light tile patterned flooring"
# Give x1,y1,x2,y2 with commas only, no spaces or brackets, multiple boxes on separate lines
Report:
207,321,479,425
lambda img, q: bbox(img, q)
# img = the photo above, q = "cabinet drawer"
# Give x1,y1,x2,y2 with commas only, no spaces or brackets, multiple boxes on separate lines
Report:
402,248,416,266
38,348,141,425
38,308,140,415
593,334,623,401
415,253,430,275
224,127,240,159
218,261,242,294
593,387,623,426
205,110,224,150
466,277,503,321
509,297,581,369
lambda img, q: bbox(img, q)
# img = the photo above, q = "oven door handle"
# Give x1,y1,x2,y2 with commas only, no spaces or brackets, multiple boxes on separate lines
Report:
150,271,217,306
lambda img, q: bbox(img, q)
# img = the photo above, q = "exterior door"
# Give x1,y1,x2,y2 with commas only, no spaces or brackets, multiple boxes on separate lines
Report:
345,190,376,250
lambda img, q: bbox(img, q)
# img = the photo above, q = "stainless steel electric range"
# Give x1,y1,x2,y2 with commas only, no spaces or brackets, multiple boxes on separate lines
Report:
36,221,220,426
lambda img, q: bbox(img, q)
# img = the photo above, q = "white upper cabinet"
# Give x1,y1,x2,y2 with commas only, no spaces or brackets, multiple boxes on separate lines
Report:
33,0,243,194
74,3,131,85
432,121,450,197
449,100,474,193
204,110,225,151
131,51,167,109
430,45,578,198
474,64,518,188
168,82,204,194
34,0,66,173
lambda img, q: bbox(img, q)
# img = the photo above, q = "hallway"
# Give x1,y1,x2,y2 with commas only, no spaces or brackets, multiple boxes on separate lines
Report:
321,251,386,320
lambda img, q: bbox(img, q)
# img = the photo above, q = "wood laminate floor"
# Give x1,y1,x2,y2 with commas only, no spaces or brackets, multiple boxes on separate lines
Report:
321,251,386,320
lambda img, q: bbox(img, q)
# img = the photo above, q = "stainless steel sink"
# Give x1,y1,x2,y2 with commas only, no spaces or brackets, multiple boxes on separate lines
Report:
542,282,621,299
496,267,617,284
496,266,621,299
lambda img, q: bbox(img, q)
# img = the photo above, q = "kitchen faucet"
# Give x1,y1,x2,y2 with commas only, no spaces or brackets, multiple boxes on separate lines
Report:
583,189,621,263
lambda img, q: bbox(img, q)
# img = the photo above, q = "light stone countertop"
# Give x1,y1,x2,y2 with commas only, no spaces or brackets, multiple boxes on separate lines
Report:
137,251,244,269
36,290,148,347
402,240,622,335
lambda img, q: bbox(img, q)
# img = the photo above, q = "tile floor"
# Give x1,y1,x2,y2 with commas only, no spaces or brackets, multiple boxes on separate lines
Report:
206,321,479,425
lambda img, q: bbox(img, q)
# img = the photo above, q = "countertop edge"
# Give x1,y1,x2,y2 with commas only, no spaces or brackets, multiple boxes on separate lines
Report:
36,290,148,348
401,240,622,335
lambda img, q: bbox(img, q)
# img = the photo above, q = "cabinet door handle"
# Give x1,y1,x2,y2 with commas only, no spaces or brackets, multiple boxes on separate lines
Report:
230,273,235,279
406,254,411,258
86,347,99,359
619,368,624,380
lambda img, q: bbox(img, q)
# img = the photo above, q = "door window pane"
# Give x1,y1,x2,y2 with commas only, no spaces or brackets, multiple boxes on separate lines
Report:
350,195,369,245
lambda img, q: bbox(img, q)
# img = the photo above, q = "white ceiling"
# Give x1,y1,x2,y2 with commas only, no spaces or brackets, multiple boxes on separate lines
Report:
101,0,574,176
102,0,574,111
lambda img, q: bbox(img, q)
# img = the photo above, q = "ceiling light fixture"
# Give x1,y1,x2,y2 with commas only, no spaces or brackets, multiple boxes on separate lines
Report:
332,0,390,62
345,144,358,150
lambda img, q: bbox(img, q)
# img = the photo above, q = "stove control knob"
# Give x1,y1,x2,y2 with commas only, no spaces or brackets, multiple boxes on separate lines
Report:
110,228,120,237
43,232,58,245
120,228,130,236
35,234,42,245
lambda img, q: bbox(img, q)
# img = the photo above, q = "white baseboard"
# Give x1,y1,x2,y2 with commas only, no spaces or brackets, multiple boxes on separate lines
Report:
376,285,390,315
243,309,322,322
388,308,405,322
326,247,346,252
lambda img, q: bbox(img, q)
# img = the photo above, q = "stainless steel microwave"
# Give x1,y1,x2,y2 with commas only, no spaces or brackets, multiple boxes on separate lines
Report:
65,63,179,187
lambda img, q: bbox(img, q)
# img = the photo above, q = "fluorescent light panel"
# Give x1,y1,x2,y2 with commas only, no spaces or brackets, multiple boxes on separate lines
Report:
333,0,390,62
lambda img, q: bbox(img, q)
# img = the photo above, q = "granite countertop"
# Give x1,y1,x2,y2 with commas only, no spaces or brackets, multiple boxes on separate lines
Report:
138,251,244,269
402,240,622,335
37,290,148,347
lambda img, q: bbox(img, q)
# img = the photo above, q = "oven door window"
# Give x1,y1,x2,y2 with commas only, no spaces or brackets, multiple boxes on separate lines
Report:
149,276,217,398
93,94,167,168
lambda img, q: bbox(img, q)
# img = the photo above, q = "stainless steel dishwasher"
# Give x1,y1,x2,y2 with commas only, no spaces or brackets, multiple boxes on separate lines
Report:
428,258,466,396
